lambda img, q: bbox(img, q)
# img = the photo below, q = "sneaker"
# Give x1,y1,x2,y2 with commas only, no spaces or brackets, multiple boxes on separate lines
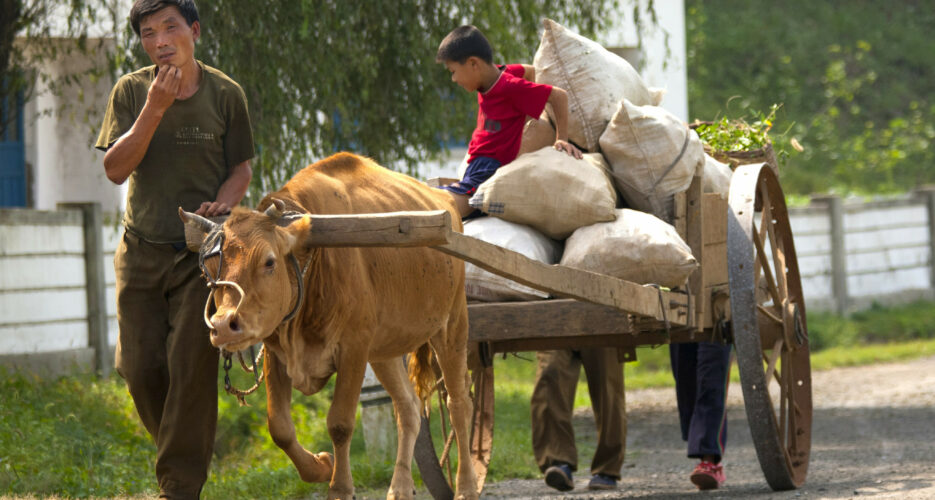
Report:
587,473,618,491
544,463,574,492
690,460,725,490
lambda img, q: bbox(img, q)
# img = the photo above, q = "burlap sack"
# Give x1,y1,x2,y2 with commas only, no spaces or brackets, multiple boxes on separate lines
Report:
703,153,733,199
463,217,561,301
533,18,664,152
518,114,556,156
560,209,698,288
469,147,617,239
599,99,705,222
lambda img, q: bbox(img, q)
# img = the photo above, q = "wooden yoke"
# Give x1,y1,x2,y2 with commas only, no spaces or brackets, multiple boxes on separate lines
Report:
302,210,452,247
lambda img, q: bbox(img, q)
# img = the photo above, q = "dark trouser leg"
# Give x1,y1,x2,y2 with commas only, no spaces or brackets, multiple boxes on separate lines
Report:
156,249,218,498
531,350,581,472
114,233,217,499
671,342,732,462
670,343,698,443
115,232,171,442
581,348,626,478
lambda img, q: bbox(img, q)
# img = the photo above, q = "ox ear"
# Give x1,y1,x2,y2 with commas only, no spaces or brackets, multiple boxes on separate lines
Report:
179,207,221,252
281,214,314,256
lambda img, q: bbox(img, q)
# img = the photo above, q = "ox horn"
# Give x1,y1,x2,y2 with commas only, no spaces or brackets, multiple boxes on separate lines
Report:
264,198,286,219
178,207,219,251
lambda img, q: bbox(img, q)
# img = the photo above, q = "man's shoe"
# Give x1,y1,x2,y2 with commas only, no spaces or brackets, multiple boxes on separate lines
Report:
690,460,725,490
544,463,574,492
587,473,618,491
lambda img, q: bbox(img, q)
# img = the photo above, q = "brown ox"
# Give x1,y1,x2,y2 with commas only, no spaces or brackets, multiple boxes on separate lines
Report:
179,153,476,500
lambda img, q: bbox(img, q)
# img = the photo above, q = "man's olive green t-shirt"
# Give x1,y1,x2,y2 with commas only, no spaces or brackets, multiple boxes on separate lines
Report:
95,61,255,243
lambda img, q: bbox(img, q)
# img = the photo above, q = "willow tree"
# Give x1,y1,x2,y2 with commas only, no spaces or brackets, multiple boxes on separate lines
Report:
1,0,117,136
109,0,631,199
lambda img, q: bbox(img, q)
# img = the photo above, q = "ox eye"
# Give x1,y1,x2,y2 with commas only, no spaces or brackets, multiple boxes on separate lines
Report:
264,257,275,270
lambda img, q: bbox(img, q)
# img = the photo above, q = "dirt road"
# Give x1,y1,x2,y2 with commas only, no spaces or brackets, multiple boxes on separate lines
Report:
480,355,935,499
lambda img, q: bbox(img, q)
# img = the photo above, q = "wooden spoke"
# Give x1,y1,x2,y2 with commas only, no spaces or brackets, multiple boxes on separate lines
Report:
758,304,784,324
761,183,789,302
754,182,772,279
752,227,784,307
764,338,784,384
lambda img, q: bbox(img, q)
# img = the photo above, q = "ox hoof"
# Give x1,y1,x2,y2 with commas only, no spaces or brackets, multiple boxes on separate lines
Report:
297,451,334,483
386,487,416,500
326,489,354,500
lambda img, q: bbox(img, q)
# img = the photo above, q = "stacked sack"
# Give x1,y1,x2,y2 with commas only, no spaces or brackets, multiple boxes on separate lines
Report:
461,19,733,301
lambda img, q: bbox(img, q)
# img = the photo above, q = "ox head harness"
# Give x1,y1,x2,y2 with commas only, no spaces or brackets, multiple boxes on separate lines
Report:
197,220,308,331
196,213,311,404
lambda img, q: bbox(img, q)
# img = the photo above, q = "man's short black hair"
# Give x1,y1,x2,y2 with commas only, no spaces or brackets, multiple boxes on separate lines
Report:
436,25,493,64
130,0,199,36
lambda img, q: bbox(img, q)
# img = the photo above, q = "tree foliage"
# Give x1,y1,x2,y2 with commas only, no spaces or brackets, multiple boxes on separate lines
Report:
107,0,617,200
0,0,114,136
686,0,935,195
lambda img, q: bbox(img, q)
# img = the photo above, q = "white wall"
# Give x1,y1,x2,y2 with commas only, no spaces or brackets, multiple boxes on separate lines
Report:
0,209,119,355
790,196,934,311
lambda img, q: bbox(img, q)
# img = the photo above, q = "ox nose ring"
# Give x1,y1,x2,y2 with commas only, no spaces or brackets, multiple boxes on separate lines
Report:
204,280,247,331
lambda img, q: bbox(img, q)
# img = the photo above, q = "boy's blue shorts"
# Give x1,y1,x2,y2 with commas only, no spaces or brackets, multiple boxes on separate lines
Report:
441,156,501,196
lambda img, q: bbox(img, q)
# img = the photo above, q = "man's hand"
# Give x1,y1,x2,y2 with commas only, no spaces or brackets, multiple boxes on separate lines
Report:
554,139,583,159
195,201,231,217
148,65,182,113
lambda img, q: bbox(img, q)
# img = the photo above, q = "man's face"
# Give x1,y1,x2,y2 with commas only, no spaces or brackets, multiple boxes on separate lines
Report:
445,58,481,93
139,5,199,68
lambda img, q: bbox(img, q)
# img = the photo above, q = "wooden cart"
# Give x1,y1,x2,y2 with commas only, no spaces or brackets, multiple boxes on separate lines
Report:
296,162,811,498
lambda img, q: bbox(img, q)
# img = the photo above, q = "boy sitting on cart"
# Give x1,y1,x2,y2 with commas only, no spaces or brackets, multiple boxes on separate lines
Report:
435,24,581,218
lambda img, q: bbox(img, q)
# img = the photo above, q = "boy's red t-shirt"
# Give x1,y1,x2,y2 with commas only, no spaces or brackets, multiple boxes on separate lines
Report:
468,64,553,165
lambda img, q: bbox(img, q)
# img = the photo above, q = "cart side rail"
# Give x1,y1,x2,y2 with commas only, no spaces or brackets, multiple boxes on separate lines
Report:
278,210,691,326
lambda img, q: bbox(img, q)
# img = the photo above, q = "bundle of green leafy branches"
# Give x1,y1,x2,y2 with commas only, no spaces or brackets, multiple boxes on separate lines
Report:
691,104,800,168
693,106,777,153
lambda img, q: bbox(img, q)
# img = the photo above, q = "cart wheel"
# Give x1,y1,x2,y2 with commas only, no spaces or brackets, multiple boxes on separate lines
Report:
727,163,812,490
414,349,494,500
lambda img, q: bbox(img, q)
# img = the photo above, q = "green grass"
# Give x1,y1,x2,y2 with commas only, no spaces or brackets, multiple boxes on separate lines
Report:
3,300,935,498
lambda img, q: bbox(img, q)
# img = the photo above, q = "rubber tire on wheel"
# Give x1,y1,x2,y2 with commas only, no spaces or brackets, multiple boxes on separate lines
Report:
727,163,812,490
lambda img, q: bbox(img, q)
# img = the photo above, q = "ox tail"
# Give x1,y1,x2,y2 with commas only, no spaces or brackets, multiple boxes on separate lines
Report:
407,343,436,408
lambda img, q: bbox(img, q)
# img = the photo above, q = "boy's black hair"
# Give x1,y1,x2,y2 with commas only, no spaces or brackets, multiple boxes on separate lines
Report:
130,0,199,36
436,25,493,64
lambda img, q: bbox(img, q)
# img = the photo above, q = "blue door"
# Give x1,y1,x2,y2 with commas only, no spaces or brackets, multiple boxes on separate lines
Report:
0,90,26,207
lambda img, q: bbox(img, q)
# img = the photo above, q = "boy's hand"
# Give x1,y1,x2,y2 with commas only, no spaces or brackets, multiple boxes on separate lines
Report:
554,139,583,159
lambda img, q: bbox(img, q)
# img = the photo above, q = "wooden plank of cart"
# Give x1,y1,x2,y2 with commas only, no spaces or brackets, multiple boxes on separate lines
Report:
300,162,811,499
